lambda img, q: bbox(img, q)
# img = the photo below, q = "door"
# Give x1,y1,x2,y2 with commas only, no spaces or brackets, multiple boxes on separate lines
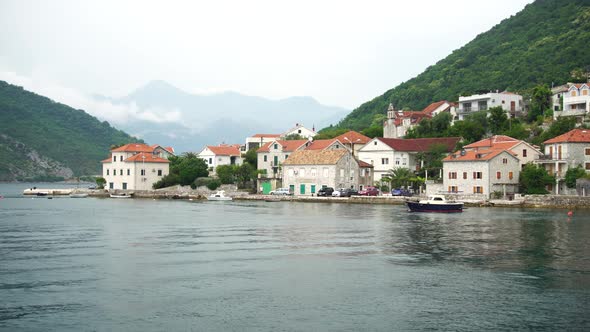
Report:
289,185,295,194
262,181,271,194
122,182,127,190
300,184,306,195
311,185,316,194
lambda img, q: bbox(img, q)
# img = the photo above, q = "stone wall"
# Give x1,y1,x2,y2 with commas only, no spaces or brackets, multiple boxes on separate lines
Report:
523,194,590,208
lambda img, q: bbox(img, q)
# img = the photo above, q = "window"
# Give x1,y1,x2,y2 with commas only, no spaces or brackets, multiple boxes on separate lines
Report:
120,156,123,161
473,186,483,194
299,168,305,177
571,90,577,97
311,185,316,194
586,163,590,170
473,172,482,179
381,158,389,165
585,148,590,156
109,182,114,189
263,155,268,162
113,156,116,162
402,158,407,165
448,172,457,179
298,129,301,134
522,149,527,157
158,170,162,176
113,169,116,176
141,169,145,176
395,158,400,165
106,169,109,176
583,89,589,96
340,169,344,177
463,172,467,179
311,168,317,176
503,158,508,164
448,186,458,193
120,169,123,176
273,144,278,149
509,172,513,180
496,171,501,179
127,169,130,176
209,158,213,164
285,154,289,159
549,146,553,159
374,141,377,145
122,183,127,190
323,168,329,177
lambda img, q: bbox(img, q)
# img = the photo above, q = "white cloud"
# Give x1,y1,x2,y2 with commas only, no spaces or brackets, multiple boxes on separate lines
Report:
0,71,183,126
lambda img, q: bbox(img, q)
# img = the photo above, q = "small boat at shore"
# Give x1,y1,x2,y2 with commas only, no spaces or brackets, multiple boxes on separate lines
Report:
406,194,463,213
69,193,89,198
207,190,232,201
110,193,132,198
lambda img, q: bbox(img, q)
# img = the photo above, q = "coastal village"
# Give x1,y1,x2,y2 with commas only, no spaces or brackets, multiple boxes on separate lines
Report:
95,81,590,205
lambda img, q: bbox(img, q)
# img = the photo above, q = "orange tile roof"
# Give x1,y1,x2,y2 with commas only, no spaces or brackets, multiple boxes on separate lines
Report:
379,137,461,152
421,100,449,115
101,156,112,163
334,131,371,144
112,143,154,153
443,148,516,162
463,135,521,150
305,139,339,150
570,83,589,90
282,149,348,165
207,145,242,156
125,152,170,163
544,129,590,144
358,160,374,168
256,140,309,153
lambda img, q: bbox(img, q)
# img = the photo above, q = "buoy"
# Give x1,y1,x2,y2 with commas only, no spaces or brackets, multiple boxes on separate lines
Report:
567,211,573,217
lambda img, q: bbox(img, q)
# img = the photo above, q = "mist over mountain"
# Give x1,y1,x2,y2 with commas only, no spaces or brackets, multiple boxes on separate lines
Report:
99,80,349,152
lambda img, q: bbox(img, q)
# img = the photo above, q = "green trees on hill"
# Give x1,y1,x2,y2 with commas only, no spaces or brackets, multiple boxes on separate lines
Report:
335,0,590,131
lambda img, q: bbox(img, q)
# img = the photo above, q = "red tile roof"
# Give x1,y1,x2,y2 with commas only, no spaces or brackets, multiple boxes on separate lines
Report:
112,143,154,153
256,140,309,153
544,129,590,144
570,83,589,90
358,160,374,168
125,152,170,163
463,135,521,149
379,137,461,152
101,156,112,163
391,111,430,126
282,149,347,165
334,131,372,144
305,139,339,150
421,100,449,115
207,145,242,156
443,149,516,162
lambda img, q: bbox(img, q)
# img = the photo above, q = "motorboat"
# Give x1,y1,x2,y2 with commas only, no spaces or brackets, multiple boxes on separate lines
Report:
406,194,463,213
110,193,132,198
69,193,89,198
207,190,232,201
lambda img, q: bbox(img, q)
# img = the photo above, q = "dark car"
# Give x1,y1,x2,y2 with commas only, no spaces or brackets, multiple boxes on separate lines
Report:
340,188,359,197
391,188,412,196
359,186,379,196
317,187,334,197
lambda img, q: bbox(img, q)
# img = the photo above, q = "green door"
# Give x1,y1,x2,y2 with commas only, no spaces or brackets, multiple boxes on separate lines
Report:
262,181,271,194
311,185,316,194
289,185,295,194
300,184,305,195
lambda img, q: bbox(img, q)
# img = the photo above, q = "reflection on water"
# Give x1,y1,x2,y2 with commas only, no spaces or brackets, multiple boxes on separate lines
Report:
1,183,590,330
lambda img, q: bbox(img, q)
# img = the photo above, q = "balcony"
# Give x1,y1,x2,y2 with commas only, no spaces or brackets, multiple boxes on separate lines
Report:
535,154,569,163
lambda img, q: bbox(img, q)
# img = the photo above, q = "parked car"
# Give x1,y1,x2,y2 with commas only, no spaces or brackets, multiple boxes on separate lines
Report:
391,188,412,196
88,185,97,190
359,186,379,196
340,188,359,197
332,188,346,197
317,187,334,197
270,188,292,195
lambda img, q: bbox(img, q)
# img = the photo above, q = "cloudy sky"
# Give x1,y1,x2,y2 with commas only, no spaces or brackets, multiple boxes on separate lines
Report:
1,0,533,114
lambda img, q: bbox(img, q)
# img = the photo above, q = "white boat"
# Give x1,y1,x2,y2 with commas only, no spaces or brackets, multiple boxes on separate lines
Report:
207,190,232,201
69,193,89,198
110,193,132,198
406,194,463,213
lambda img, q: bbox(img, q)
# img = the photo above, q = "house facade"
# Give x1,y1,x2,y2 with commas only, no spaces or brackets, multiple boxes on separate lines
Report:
282,123,317,139
101,143,173,191
334,131,372,156
383,101,456,139
256,139,310,177
357,137,461,181
462,135,542,169
553,83,590,119
281,149,372,196
198,144,243,170
245,134,281,151
443,149,520,199
535,129,590,194
457,91,523,120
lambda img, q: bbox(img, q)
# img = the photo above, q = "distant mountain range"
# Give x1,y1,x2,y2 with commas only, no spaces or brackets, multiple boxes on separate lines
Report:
0,81,142,181
96,80,349,152
335,0,590,130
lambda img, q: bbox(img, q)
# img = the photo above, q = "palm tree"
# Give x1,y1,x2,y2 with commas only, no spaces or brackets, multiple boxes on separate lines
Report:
381,167,413,189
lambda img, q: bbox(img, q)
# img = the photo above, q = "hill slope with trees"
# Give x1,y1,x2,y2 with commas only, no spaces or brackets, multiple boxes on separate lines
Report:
335,0,590,131
0,81,142,181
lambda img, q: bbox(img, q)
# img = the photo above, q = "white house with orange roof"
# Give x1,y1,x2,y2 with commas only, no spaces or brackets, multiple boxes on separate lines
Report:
198,144,243,170
457,91,523,120
245,133,282,151
101,143,173,191
383,101,456,138
256,139,310,177
462,135,542,169
535,128,590,194
557,83,590,118
282,123,317,139
443,147,521,199
334,131,372,156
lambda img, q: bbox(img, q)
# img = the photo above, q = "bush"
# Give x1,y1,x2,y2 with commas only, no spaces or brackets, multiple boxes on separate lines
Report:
207,179,221,190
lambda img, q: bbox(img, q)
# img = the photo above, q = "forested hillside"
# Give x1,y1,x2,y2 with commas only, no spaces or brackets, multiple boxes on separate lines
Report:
336,0,590,130
0,81,142,181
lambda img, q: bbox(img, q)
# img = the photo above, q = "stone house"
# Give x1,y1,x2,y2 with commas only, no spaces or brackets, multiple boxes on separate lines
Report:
102,143,174,191
535,128,590,194
443,148,520,199
256,139,310,177
281,149,373,196
357,137,461,181
462,135,542,169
